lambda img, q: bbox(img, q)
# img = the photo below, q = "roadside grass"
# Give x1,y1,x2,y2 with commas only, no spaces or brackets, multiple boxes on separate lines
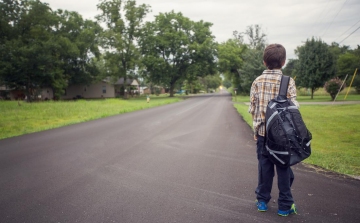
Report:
300,105,360,176
231,87,360,103
234,102,360,177
0,96,182,140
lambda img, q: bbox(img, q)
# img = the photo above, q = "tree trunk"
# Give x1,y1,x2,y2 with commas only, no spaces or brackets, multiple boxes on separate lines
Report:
123,76,127,99
169,83,175,97
311,88,314,99
25,84,32,102
51,87,56,100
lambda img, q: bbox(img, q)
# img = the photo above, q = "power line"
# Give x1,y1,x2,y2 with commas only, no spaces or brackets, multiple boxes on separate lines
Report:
321,0,348,37
334,18,360,42
311,1,331,35
338,26,360,44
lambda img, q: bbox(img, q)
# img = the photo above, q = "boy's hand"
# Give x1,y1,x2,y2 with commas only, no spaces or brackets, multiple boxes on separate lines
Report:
254,135,257,141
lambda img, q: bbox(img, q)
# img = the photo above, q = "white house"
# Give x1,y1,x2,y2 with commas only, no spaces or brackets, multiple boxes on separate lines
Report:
61,78,139,100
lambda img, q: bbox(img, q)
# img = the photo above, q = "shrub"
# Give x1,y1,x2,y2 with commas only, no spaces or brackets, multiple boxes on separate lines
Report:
324,77,346,100
352,75,360,94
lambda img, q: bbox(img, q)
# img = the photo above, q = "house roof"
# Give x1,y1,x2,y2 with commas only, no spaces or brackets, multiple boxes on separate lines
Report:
103,77,139,86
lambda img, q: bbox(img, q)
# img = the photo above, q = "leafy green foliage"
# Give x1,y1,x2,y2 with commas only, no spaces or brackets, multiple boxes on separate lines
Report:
219,25,266,94
96,0,150,97
352,74,360,94
201,75,222,91
55,10,102,87
283,59,298,77
244,24,266,50
0,0,63,100
218,39,246,76
337,53,359,80
324,77,345,100
295,37,336,99
0,0,102,100
139,11,217,97
239,48,266,93
222,78,232,89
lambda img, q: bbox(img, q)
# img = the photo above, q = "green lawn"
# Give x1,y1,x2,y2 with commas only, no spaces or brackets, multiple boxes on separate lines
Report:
234,102,360,177
231,87,360,102
234,94,360,103
0,96,182,140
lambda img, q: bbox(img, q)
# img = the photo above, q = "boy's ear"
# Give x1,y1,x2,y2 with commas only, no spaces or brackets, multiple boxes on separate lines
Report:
281,60,286,67
263,61,267,66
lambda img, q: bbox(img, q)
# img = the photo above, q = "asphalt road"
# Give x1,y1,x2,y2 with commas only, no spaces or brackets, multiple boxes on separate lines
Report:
1,92,359,223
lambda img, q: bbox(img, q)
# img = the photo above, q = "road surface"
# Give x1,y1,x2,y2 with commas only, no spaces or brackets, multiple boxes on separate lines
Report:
1,93,359,222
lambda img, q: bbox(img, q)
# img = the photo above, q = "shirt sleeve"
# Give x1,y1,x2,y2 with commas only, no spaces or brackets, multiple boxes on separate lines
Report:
287,77,300,108
248,81,257,114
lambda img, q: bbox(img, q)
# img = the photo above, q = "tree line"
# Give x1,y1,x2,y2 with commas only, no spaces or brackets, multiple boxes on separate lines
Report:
1,0,359,101
221,26,360,99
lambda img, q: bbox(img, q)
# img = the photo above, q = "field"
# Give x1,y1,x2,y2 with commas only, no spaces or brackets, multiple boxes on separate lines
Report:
0,96,182,140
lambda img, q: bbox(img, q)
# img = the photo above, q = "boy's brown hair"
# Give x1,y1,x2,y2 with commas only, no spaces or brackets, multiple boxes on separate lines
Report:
263,44,286,70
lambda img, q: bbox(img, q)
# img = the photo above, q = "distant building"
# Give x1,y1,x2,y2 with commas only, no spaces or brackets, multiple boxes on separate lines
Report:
61,78,139,100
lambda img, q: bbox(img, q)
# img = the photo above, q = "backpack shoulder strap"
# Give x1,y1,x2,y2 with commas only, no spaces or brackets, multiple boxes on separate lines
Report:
279,75,290,97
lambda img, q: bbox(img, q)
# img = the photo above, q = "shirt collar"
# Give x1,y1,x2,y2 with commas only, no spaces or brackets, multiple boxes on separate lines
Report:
262,69,283,75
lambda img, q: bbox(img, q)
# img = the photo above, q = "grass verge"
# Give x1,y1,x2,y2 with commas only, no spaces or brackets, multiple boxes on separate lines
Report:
230,87,360,103
0,96,182,140
234,102,360,177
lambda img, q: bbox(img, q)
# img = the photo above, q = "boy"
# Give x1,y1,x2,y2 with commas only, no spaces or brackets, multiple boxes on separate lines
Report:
248,44,299,216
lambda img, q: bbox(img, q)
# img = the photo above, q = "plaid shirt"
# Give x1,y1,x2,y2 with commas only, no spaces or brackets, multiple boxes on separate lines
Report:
248,69,299,136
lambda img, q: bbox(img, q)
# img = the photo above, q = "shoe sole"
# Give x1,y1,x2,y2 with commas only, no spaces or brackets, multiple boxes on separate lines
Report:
278,204,297,216
278,212,296,217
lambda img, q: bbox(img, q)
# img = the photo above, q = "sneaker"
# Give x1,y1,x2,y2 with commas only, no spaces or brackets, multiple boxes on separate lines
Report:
278,203,297,216
255,200,268,212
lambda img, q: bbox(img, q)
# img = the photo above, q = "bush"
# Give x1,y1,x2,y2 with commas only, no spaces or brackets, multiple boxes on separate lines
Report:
324,77,346,100
352,75,360,94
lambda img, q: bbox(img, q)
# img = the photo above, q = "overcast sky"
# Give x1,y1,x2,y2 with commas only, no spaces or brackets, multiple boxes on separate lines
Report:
43,0,360,63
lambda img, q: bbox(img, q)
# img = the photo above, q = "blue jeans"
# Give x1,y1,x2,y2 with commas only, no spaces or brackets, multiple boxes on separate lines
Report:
255,135,294,211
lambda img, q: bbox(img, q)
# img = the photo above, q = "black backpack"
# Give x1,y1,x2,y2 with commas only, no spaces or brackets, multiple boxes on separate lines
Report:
265,75,312,167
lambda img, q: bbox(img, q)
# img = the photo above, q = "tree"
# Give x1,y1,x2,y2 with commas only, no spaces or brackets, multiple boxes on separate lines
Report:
236,25,267,94
283,59,298,77
217,38,246,91
0,0,102,100
239,48,266,94
222,78,232,89
54,10,102,88
139,11,217,97
328,42,350,77
245,24,267,50
337,53,359,80
0,0,26,44
202,74,222,91
295,37,335,99
183,78,202,94
0,0,65,101
96,0,150,98
324,77,346,100
352,75,360,94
